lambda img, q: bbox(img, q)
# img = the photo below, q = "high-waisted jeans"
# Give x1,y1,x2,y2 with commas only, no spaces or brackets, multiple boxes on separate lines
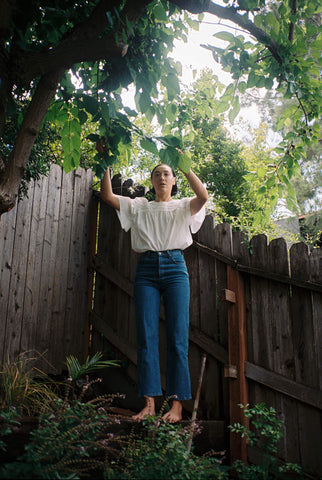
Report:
134,249,191,401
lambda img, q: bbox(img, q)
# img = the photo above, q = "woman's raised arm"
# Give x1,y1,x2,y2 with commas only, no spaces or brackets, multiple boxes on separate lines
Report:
182,169,208,216
100,167,120,211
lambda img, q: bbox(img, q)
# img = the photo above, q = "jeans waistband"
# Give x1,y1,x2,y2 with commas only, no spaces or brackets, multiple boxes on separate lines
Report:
141,249,183,257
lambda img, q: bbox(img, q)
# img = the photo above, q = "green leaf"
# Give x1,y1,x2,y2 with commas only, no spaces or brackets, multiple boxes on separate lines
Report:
310,36,322,50
247,71,257,88
214,101,229,114
100,102,110,126
125,16,134,36
124,107,137,117
284,117,292,128
82,95,99,116
158,135,182,148
159,146,179,170
238,81,247,94
186,17,200,31
264,12,279,33
228,97,240,123
286,195,299,213
106,11,113,26
177,151,192,174
78,110,88,125
265,175,276,188
145,105,155,123
66,352,120,381
165,103,178,122
135,91,151,114
213,31,235,43
55,105,69,125
86,134,100,142
164,73,180,101
63,151,80,173
140,137,158,155
152,4,168,22
45,101,65,123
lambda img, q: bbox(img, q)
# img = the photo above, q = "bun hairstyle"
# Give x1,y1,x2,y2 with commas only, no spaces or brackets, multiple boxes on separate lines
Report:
150,164,178,196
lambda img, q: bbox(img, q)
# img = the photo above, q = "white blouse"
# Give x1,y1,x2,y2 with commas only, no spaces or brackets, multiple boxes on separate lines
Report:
116,196,205,253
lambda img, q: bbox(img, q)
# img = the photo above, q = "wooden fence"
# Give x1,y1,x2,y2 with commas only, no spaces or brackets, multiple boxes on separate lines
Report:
0,164,93,372
0,167,321,476
90,179,322,478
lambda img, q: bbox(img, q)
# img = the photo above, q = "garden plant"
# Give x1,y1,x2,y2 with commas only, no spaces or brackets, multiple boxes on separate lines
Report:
0,353,306,479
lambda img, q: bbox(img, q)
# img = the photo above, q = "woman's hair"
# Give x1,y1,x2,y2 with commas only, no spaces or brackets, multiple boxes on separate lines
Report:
150,164,178,196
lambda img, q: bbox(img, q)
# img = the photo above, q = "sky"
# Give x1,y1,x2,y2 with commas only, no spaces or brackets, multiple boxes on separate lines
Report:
170,13,233,87
171,12,263,134
122,11,263,137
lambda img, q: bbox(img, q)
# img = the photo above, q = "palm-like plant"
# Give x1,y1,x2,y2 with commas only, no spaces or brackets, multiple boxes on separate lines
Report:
65,352,120,381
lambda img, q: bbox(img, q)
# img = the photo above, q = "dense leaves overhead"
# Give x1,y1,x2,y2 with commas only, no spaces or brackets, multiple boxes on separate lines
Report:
0,0,321,215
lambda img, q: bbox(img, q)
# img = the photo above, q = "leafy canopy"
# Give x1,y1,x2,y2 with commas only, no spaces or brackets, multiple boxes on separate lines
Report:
0,0,321,215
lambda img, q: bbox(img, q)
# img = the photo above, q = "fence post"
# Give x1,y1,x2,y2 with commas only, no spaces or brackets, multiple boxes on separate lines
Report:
223,266,248,465
84,193,99,361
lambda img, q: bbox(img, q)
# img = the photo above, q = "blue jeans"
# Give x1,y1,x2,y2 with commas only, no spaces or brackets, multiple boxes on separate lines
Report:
134,250,191,401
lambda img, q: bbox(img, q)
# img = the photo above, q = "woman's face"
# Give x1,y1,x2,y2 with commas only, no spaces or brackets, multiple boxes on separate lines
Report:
151,164,176,196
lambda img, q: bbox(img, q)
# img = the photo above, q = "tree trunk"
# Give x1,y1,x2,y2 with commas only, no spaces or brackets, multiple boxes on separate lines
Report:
0,68,64,215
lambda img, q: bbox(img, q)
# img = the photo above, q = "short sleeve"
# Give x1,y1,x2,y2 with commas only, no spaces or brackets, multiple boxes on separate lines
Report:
116,196,133,232
190,203,206,234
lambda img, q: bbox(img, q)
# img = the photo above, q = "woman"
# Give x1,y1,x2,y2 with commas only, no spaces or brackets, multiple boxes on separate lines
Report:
101,162,208,422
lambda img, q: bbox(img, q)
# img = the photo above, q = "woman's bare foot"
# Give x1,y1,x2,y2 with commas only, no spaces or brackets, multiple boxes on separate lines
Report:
132,396,156,421
162,400,182,423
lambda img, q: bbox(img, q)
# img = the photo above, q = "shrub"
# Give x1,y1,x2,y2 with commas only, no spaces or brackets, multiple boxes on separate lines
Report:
0,351,122,479
229,403,305,480
0,399,118,479
105,416,228,480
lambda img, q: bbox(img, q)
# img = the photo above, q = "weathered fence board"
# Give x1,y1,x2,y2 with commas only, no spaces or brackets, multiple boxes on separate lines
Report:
0,165,93,372
90,178,322,478
268,237,297,462
21,174,49,356
289,243,322,475
2,183,34,362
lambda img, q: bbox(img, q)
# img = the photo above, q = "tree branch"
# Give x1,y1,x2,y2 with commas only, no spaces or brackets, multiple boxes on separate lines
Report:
170,0,283,64
11,38,127,85
0,68,64,214
0,0,16,136
0,0,16,39
288,0,297,43
10,0,151,85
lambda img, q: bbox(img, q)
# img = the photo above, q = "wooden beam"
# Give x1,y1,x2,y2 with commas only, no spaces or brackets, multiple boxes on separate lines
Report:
91,310,168,390
245,361,322,411
189,324,228,365
193,240,322,293
91,310,137,366
227,266,248,464
93,255,134,297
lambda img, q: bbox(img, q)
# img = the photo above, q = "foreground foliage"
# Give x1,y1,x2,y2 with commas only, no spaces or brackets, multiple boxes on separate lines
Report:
0,352,308,479
0,352,59,416
106,417,228,480
230,403,305,480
